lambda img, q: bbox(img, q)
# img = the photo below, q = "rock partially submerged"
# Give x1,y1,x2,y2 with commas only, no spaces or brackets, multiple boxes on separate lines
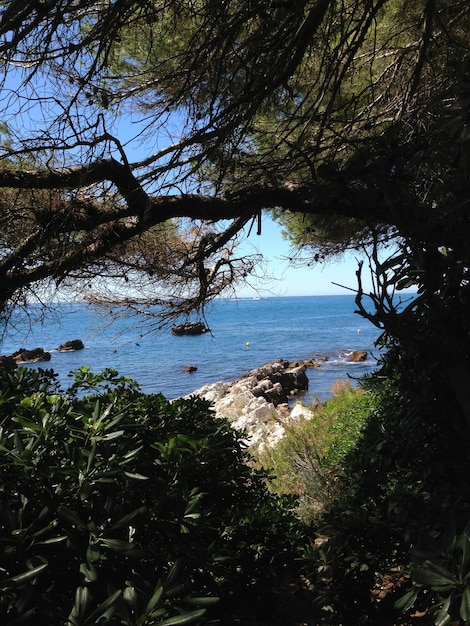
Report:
11,347,51,363
57,339,84,351
185,359,315,450
172,321,210,336
348,350,368,362
2,339,84,366
290,356,324,368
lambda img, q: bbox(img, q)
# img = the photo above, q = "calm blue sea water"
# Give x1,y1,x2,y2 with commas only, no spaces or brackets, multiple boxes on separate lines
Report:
0,295,387,402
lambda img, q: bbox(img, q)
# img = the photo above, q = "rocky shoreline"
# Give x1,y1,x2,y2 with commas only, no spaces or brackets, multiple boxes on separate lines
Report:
184,351,368,451
0,340,368,451
185,350,367,449
184,359,317,451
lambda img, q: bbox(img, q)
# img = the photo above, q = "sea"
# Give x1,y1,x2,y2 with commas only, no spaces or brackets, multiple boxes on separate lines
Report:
0,295,391,403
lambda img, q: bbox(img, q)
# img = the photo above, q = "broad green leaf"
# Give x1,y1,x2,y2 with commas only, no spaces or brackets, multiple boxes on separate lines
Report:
411,561,456,587
30,522,58,539
38,505,51,520
0,562,48,588
99,538,135,553
460,587,470,622
57,506,88,530
13,417,42,431
181,597,219,607
102,429,125,440
396,277,417,290
107,505,147,533
184,491,204,515
158,608,206,625
92,399,105,422
38,535,68,545
394,588,419,612
84,589,121,623
459,533,470,572
165,584,186,598
123,585,138,606
122,445,144,462
69,586,92,622
79,561,98,583
124,471,149,480
85,440,97,473
145,582,164,613
379,253,408,272
13,431,24,454
101,412,126,432
166,560,183,586
86,546,101,563
434,596,452,626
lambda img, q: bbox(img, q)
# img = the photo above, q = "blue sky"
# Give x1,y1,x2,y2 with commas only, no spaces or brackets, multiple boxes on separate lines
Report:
234,214,372,298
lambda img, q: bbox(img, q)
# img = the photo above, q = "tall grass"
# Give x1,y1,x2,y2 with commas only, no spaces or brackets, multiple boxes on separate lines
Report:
257,380,375,524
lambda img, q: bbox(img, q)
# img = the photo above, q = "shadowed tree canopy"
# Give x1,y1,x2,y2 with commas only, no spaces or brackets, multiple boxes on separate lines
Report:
0,0,468,311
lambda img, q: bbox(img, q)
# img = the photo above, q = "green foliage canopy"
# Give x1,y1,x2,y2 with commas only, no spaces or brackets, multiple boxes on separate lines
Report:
0,0,468,310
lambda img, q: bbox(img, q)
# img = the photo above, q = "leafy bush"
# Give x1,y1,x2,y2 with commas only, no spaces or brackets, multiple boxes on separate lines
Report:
0,367,302,625
396,523,470,625
300,372,470,625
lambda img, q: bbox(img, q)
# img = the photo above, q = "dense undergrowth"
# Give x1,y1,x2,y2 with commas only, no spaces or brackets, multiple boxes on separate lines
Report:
0,366,303,625
258,367,470,626
257,380,375,524
1,363,469,625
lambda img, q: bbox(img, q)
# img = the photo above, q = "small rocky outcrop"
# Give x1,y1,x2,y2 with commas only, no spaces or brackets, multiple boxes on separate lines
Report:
12,347,51,363
348,350,367,362
185,359,314,450
245,360,309,406
183,365,198,373
57,339,84,351
172,321,210,336
290,356,324,368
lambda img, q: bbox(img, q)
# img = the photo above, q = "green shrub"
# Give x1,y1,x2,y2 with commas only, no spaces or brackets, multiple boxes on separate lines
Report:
258,382,374,524
300,372,470,625
396,523,470,625
0,367,302,625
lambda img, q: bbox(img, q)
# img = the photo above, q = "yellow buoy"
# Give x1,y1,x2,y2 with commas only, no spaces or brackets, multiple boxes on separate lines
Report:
246,341,251,347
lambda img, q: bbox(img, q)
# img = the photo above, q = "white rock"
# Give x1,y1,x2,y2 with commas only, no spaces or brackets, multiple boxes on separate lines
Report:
289,402,315,422
181,363,313,449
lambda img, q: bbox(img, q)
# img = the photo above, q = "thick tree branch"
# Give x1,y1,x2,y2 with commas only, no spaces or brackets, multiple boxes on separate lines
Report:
0,159,393,227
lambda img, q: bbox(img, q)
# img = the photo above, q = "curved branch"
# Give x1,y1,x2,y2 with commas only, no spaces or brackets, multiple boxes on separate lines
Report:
0,157,393,227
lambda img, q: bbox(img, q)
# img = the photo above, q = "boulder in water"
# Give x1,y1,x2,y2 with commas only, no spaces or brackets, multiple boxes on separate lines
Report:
171,321,209,335
290,357,324,368
12,347,51,363
57,339,84,351
348,350,367,362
